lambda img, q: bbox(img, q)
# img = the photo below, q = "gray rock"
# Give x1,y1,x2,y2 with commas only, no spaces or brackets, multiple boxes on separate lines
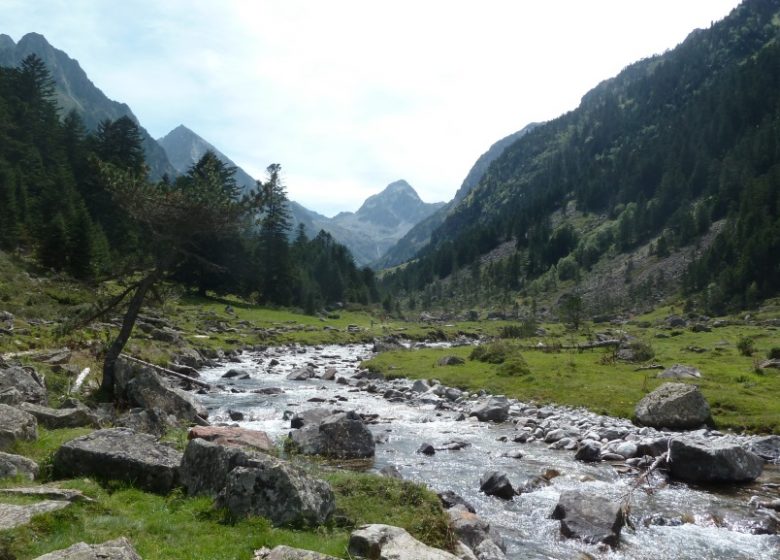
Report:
637,437,670,457
479,471,514,500
173,347,205,368
613,442,639,459
0,451,39,480
115,358,208,424
0,366,47,404
0,501,70,530
574,440,601,463
750,435,780,462
417,442,435,455
437,356,465,366
20,402,99,429
253,545,339,560
438,490,475,513
288,411,375,458
0,487,91,502
53,428,182,493
411,380,430,393
287,366,316,381
635,383,712,429
551,490,625,547
0,387,23,405
321,368,337,381
469,397,510,423
380,465,403,479
290,408,334,429
0,404,38,450
216,456,335,527
657,364,702,379
474,539,507,560
668,438,763,483
32,537,141,560
348,524,460,560
222,368,250,379
114,407,174,437
448,507,506,555
180,438,259,497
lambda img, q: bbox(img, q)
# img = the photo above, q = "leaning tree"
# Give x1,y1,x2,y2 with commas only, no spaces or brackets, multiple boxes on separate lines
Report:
90,152,265,396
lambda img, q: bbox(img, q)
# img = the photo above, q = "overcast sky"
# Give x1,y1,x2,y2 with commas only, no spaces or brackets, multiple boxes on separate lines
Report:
4,0,741,216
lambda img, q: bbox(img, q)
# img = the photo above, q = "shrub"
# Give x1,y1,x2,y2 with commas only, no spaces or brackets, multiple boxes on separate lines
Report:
737,336,755,357
469,340,517,364
497,355,531,377
767,347,780,360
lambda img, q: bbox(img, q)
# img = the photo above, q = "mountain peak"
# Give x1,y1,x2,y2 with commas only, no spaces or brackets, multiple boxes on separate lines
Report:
0,34,15,51
384,179,417,197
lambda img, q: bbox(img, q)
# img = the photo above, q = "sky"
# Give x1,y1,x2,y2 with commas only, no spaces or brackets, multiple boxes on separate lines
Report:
3,0,742,217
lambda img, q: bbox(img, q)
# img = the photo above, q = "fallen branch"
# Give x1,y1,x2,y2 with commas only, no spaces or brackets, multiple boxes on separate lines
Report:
119,354,212,389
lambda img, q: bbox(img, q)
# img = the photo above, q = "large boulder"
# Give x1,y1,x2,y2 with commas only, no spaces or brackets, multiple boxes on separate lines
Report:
348,524,460,560
288,411,375,458
253,545,339,560
469,397,510,423
53,428,182,493
114,407,175,437
216,456,335,527
188,425,274,453
115,358,208,424
0,451,39,480
551,490,625,547
287,366,316,381
180,437,260,497
0,404,38,450
32,538,141,560
634,383,712,429
0,366,47,404
668,438,763,483
20,402,99,429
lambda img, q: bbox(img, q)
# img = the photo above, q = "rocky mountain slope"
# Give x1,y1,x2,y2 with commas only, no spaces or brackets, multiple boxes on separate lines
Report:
383,0,780,314
0,32,176,180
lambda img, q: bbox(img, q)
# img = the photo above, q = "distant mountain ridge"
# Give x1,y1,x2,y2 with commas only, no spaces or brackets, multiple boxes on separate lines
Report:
158,125,257,191
374,123,538,269
156,124,443,266
0,32,176,180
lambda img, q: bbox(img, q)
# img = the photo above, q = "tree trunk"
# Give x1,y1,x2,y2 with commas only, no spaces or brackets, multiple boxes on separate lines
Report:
100,269,161,397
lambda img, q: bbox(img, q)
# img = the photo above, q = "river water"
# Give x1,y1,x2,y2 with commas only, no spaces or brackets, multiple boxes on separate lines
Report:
196,344,779,560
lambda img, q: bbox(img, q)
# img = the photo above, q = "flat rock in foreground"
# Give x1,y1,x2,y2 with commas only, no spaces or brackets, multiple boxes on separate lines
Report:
348,524,460,560
53,428,182,493
668,438,764,483
0,501,70,530
253,545,339,559
32,537,141,560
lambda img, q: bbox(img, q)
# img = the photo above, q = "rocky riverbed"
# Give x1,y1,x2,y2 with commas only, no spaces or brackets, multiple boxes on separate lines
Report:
197,343,780,559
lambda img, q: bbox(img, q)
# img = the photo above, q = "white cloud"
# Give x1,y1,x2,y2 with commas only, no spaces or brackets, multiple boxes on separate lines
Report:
2,0,741,215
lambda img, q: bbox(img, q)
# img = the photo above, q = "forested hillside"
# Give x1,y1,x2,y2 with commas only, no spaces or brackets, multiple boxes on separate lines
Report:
0,55,378,311
383,0,780,315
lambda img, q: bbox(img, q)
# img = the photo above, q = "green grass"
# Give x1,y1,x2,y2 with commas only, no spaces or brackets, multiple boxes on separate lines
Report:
0,470,453,560
363,322,780,433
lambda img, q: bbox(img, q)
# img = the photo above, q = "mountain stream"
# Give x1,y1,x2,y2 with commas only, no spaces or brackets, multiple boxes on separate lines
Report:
196,344,779,560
